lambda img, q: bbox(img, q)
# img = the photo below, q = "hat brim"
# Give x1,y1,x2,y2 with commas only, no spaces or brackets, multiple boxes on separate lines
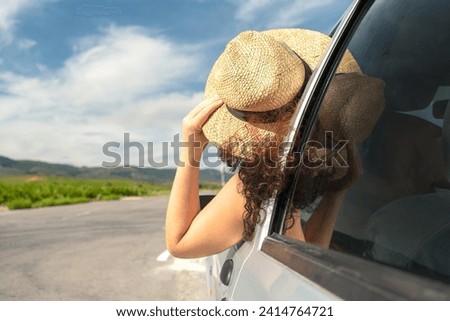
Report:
202,102,292,156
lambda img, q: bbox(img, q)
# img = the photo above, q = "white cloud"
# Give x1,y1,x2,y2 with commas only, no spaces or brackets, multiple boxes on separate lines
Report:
233,0,272,22
0,0,37,45
269,0,335,28
17,38,36,50
58,25,200,109
0,25,206,167
0,0,27,42
232,0,337,28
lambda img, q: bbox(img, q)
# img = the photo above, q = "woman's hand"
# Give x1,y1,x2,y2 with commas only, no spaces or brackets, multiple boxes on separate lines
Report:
180,97,223,166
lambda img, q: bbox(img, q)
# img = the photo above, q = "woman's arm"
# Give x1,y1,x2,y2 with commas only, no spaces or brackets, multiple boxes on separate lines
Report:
303,143,361,247
165,98,245,258
303,190,346,248
284,210,305,241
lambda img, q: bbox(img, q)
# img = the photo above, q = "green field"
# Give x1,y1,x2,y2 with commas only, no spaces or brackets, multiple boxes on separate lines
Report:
0,176,173,210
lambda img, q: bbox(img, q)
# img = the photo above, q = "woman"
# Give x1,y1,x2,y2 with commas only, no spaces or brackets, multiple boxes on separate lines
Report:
165,29,384,258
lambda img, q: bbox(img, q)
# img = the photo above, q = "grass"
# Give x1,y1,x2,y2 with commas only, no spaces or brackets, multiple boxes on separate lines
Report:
0,176,172,210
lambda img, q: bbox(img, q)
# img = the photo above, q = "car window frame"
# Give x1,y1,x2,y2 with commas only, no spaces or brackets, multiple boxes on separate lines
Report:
259,0,450,300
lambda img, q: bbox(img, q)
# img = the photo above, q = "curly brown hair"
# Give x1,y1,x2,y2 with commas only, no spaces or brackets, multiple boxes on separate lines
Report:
219,138,287,240
218,115,359,240
216,95,298,240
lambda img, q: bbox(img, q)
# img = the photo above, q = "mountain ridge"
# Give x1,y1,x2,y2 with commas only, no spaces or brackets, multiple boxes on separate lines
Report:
0,155,228,184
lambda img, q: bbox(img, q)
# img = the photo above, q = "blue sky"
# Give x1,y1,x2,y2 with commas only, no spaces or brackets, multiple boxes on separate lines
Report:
0,0,352,168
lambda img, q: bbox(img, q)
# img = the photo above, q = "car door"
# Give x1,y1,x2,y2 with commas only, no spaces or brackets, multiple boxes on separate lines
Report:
210,0,450,301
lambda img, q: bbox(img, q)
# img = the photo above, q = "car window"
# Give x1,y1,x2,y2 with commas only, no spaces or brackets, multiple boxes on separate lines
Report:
282,0,450,285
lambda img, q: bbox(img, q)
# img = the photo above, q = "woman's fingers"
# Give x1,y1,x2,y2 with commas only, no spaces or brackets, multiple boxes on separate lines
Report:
189,97,222,119
192,98,223,127
184,98,223,133
180,98,223,163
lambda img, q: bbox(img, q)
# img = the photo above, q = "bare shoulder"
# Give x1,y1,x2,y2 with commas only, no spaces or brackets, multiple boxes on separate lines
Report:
205,173,245,216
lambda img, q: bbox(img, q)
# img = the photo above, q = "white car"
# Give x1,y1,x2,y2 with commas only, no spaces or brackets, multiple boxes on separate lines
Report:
205,0,450,300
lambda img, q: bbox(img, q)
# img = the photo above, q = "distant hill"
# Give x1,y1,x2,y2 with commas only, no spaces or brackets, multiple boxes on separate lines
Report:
0,155,230,184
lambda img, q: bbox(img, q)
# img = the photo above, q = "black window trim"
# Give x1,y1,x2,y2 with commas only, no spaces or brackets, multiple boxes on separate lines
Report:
263,234,450,300
262,0,450,300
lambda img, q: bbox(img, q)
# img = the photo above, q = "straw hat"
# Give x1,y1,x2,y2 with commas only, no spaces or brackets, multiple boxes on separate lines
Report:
318,72,385,144
306,72,385,189
202,28,363,158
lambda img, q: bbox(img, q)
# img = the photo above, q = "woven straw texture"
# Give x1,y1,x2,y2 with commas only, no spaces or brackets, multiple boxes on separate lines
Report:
318,72,385,144
206,31,306,112
202,28,364,156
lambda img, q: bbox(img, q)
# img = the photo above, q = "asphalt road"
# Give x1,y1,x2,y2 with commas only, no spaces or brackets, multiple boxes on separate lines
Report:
0,196,209,300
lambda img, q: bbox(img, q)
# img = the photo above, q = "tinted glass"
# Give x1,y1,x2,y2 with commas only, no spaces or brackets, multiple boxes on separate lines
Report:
283,0,450,284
